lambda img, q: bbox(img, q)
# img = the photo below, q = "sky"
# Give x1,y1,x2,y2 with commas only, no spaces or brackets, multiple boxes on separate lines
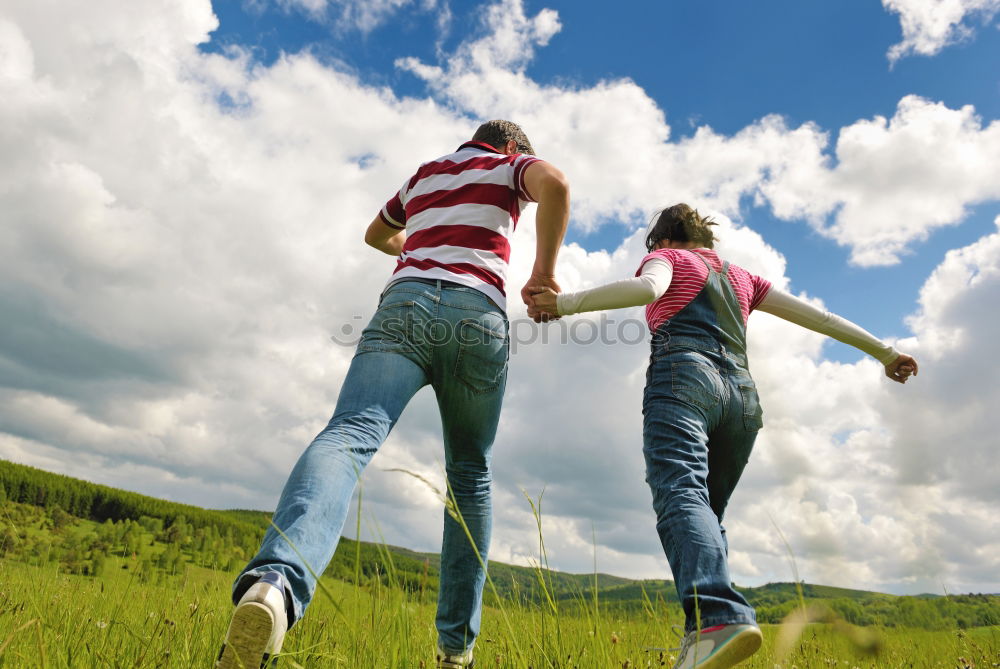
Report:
1,0,999,596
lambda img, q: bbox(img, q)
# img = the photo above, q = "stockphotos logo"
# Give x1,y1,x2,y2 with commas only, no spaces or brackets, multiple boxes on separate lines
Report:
330,314,661,352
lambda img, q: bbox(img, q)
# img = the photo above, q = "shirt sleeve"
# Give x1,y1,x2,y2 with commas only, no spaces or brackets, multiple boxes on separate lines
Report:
556,258,673,316
513,155,541,203
379,191,406,229
748,274,772,312
380,170,419,230
756,288,898,364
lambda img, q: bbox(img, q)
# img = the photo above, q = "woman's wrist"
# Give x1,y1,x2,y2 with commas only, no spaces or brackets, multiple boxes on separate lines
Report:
877,346,899,365
555,292,578,316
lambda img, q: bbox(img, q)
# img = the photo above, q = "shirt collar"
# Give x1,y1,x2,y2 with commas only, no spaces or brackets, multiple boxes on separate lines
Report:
457,140,503,154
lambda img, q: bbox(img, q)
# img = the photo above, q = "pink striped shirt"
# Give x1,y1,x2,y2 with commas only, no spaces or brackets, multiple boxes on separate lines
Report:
380,141,539,311
637,248,771,332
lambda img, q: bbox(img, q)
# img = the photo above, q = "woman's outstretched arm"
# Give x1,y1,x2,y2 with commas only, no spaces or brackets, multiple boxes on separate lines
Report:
528,259,673,317
756,288,918,383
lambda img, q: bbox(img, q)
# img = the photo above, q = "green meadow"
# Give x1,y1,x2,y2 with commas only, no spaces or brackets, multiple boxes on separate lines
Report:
0,560,997,668
0,459,998,667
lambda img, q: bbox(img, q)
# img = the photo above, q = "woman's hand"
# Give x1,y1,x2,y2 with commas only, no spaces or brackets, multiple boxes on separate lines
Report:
528,288,559,321
885,353,918,384
522,274,561,323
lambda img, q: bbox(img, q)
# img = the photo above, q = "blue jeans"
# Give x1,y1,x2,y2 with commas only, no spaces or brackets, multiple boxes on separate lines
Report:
234,279,509,654
642,341,761,631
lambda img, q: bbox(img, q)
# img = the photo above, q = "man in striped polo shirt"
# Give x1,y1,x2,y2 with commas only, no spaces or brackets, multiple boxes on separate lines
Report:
217,120,570,669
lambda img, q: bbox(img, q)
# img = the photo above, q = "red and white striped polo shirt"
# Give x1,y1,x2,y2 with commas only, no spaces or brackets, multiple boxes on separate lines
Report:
379,141,540,311
637,248,771,332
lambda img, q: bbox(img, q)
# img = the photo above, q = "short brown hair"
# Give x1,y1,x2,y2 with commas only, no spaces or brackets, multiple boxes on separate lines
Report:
645,203,718,251
471,119,535,155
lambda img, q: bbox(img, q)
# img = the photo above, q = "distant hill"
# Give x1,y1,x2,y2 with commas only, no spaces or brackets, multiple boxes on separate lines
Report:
0,458,262,539
0,459,940,601
2,458,998,629
216,506,637,601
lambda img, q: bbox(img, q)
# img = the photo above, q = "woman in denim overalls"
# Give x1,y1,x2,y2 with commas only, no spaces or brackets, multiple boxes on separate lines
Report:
530,204,917,669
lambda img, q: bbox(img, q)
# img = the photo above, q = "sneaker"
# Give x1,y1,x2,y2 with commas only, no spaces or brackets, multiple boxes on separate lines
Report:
436,645,474,668
671,623,762,669
217,572,289,669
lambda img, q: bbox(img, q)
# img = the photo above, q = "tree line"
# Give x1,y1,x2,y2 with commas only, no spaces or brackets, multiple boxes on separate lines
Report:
0,459,436,592
0,460,263,538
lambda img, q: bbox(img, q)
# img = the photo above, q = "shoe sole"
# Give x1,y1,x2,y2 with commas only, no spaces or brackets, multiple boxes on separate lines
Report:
696,627,762,668
217,601,275,669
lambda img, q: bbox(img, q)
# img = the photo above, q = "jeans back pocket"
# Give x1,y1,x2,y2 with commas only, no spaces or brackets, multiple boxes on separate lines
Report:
670,360,722,411
358,299,424,354
454,317,508,394
739,383,764,432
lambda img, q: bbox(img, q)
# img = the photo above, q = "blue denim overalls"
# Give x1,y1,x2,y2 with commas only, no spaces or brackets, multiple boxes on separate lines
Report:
642,251,763,631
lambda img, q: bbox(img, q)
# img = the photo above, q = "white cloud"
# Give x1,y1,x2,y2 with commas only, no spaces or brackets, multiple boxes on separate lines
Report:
887,216,1000,503
764,95,1000,266
1,0,998,597
884,0,1000,62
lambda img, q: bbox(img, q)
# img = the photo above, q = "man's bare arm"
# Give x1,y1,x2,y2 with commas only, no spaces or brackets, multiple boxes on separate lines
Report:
521,160,570,315
364,214,406,256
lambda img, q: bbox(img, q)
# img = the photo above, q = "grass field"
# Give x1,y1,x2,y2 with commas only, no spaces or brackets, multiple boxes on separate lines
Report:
0,558,996,668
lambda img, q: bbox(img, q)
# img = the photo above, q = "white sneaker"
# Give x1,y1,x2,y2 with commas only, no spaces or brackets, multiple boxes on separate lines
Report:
671,623,762,669
436,645,474,668
217,573,289,669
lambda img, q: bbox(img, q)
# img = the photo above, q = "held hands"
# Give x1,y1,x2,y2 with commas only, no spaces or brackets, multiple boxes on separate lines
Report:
884,353,918,384
521,273,560,323
527,287,559,322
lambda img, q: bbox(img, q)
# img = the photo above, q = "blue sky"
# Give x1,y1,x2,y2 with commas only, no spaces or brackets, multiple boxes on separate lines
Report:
3,0,1000,594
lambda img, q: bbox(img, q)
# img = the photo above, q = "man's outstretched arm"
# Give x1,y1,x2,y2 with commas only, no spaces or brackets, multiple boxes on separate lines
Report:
521,160,570,317
364,213,406,256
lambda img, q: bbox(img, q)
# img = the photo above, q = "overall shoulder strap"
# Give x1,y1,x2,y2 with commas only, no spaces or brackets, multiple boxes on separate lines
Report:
692,250,714,273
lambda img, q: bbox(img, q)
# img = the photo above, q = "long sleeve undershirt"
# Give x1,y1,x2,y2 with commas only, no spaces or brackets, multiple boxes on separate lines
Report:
556,259,675,314
555,259,899,364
